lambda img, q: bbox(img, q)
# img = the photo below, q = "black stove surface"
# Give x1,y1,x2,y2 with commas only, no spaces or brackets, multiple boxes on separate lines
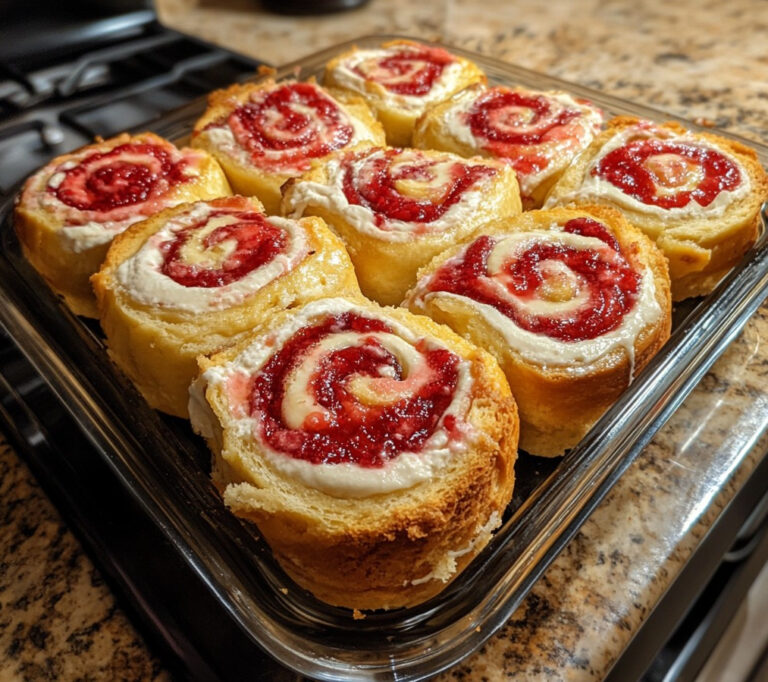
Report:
0,5,261,194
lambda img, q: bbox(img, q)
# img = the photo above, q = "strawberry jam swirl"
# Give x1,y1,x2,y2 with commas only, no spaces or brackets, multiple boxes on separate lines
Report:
283,148,503,242
347,44,456,96
341,148,496,226
408,219,661,369
115,198,308,313
439,87,602,197
38,140,197,230
193,300,475,497
592,137,742,209
204,82,356,173
547,124,750,218
425,218,639,341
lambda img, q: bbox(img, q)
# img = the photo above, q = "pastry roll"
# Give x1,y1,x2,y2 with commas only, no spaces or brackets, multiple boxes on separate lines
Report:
282,145,521,305
14,132,231,318
414,84,603,208
544,117,768,300
191,79,385,214
324,39,486,147
190,297,518,610
92,196,360,418
406,206,671,457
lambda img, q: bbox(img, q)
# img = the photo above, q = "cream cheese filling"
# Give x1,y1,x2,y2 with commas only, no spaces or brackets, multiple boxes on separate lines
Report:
408,228,662,374
115,203,308,312
330,48,466,114
190,298,476,499
283,150,500,243
33,149,202,254
436,89,602,197
544,125,751,218
198,89,380,174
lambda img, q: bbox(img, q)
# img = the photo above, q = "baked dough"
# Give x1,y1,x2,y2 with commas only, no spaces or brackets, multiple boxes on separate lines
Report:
281,144,521,305
324,39,486,147
14,132,231,317
544,116,768,300
92,196,360,418
405,205,671,457
190,296,518,610
191,79,385,214
413,84,603,208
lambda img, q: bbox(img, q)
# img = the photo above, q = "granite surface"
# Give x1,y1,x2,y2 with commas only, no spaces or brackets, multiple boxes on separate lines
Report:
2,0,768,680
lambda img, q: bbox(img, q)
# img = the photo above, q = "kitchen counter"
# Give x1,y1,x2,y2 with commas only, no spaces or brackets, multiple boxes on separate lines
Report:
2,0,767,679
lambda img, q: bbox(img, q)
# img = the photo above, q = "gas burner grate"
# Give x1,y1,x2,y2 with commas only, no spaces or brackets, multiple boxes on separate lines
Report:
0,19,262,195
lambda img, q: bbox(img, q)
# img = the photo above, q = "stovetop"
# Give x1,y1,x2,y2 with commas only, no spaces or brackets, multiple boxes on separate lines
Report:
0,8,262,194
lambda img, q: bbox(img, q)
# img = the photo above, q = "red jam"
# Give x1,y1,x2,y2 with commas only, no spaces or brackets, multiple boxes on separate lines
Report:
427,219,640,342
221,82,353,171
562,216,621,251
341,149,495,225
53,143,190,213
593,137,742,208
160,210,287,288
351,45,456,96
249,313,460,467
469,89,581,152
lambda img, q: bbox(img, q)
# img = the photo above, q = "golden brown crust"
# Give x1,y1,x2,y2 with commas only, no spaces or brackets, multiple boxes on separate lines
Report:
545,116,768,300
324,40,486,147
281,144,522,306
195,298,518,610
14,132,231,318
92,197,362,417
405,205,672,457
191,78,385,214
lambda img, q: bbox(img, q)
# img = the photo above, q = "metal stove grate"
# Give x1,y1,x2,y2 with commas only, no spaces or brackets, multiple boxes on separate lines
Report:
0,18,262,195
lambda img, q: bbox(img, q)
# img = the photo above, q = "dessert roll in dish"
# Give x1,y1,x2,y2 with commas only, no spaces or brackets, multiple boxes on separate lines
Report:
92,196,360,418
323,39,486,147
191,79,385,214
14,132,231,318
406,206,671,457
282,145,521,305
545,117,768,300
414,84,603,208
190,297,518,610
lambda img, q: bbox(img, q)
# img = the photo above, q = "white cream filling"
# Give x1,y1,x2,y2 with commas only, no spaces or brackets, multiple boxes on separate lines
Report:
330,48,466,114
283,150,499,243
32,147,201,254
409,228,662,374
198,89,380,174
115,203,307,312
191,298,476,499
437,89,602,197
544,125,751,218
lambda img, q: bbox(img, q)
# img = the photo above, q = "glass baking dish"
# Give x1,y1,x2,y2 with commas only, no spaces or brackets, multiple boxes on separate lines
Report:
0,35,766,681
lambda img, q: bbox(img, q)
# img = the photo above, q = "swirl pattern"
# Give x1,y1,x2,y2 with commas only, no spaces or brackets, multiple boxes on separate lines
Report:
592,136,743,209
340,148,496,226
217,82,354,173
440,87,602,199
244,311,464,468
471,89,598,177
116,198,307,313
348,44,456,96
159,209,286,289
50,141,194,225
425,218,641,342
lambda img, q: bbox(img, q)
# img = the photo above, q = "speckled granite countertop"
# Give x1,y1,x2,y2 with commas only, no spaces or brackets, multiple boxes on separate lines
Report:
2,0,767,680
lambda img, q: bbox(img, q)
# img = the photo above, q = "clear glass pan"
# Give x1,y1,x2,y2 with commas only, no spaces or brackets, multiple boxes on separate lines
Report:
0,35,766,681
